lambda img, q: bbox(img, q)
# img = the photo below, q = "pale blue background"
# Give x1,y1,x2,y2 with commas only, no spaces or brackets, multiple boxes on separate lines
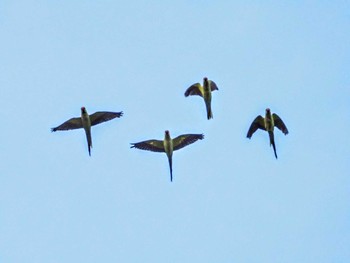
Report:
1,1,349,262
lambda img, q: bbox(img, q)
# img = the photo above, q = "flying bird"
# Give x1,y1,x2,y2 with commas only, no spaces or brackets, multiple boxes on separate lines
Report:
184,77,219,120
247,108,288,159
130,130,204,182
51,107,123,156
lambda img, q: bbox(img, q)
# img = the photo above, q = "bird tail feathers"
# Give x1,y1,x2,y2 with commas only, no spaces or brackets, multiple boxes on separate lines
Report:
268,131,277,159
86,129,92,157
168,157,173,182
206,102,213,120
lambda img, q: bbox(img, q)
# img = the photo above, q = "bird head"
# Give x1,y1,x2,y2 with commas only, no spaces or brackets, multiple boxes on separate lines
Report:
81,107,86,114
165,130,171,140
266,108,271,113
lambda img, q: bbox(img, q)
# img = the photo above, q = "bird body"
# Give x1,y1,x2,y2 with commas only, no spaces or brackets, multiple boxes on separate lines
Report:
51,107,123,156
264,109,274,131
203,78,213,119
163,131,173,181
184,77,218,120
81,107,93,156
131,130,204,181
163,130,173,157
247,108,288,159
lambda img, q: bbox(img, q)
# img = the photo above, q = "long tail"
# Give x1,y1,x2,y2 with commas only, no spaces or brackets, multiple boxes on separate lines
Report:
205,101,213,120
85,129,92,157
268,131,277,159
168,156,173,182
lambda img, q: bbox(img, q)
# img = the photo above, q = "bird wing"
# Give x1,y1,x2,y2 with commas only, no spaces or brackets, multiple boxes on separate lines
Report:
209,80,219,91
51,117,83,132
184,83,203,97
272,113,289,135
130,139,165,152
173,134,204,151
90,111,123,126
247,115,265,138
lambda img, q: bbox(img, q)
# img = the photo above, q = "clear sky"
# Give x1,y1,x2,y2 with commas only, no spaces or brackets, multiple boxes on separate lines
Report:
1,1,349,262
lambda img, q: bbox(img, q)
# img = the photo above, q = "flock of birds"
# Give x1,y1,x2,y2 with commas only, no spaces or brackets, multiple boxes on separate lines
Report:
51,77,289,182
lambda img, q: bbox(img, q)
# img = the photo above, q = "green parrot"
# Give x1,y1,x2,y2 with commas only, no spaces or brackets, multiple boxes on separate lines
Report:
184,77,219,120
131,130,204,181
51,107,123,156
247,108,288,159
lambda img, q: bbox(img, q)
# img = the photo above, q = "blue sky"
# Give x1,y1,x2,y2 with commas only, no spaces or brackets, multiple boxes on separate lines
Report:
1,1,349,262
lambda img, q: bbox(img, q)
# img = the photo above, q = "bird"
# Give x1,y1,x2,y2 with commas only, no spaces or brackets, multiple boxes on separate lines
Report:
130,130,204,182
51,107,123,156
184,77,219,120
247,108,288,159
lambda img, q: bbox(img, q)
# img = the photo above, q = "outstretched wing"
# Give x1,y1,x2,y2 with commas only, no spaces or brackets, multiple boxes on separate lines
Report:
90,111,123,126
51,117,82,132
209,80,219,91
247,115,265,138
173,134,204,151
273,113,289,135
184,83,203,97
130,139,165,152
